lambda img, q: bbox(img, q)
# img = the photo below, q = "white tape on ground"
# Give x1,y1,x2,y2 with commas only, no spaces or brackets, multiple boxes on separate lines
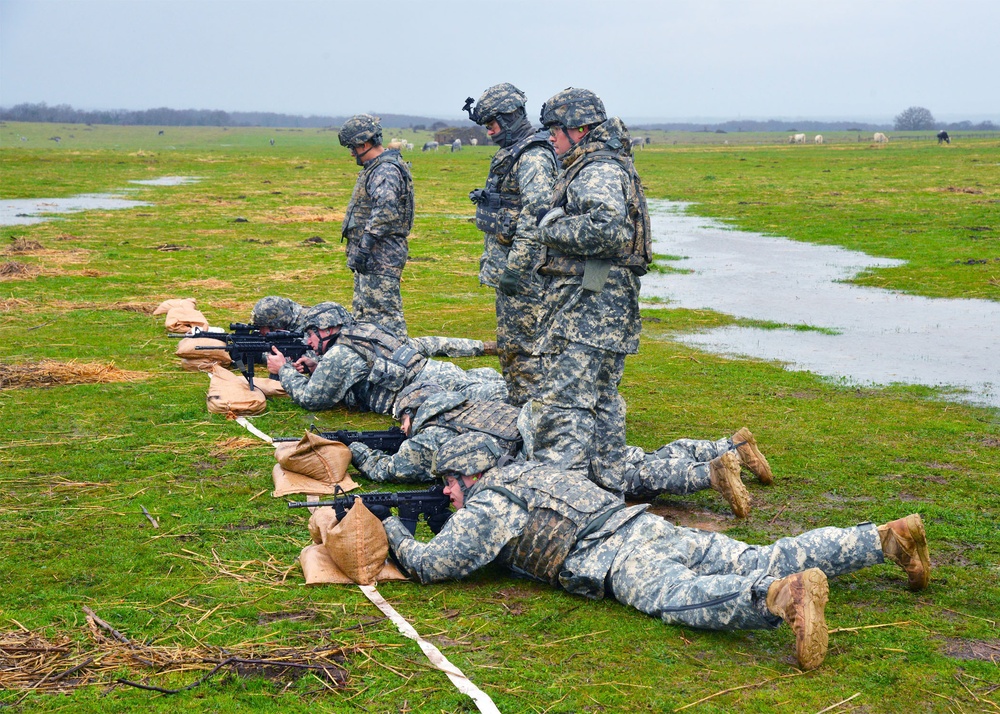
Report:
358,584,500,713
235,416,272,443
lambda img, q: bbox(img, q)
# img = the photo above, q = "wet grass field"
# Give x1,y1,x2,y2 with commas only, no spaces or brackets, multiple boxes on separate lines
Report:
1,121,999,712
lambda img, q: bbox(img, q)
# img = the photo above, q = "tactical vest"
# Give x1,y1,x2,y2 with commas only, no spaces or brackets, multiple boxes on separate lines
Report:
472,131,553,245
545,147,652,276
341,150,415,243
336,322,426,415
478,464,625,585
421,400,523,457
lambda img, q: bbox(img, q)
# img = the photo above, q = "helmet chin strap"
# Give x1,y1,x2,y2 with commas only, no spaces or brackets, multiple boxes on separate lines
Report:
352,143,375,166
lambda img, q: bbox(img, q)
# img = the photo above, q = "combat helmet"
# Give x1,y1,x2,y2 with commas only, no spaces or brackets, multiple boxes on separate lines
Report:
433,432,502,482
392,381,445,422
338,114,383,148
251,296,301,331
539,87,607,131
463,83,529,148
301,301,354,331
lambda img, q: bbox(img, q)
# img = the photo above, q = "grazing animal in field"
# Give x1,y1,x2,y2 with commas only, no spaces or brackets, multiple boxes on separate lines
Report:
873,132,889,144
814,135,824,144
49,136,61,143
405,142,414,151
158,130,164,135
937,130,950,145
469,138,478,146
789,133,806,144
387,140,405,150
451,139,462,152
269,138,275,146
422,141,439,152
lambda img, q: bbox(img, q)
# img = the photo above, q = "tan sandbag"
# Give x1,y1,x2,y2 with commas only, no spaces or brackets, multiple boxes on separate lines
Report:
165,301,210,333
272,463,359,498
176,337,232,371
153,297,197,315
206,364,266,416
278,432,353,483
253,377,286,398
308,507,339,545
297,500,407,585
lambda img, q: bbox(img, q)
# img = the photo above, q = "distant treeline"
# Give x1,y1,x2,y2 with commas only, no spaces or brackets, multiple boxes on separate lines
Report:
631,118,998,133
0,103,464,129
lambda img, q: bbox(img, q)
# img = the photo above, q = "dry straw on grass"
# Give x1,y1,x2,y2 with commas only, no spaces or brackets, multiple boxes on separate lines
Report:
6,238,44,252
0,608,364,699
0,360,148,390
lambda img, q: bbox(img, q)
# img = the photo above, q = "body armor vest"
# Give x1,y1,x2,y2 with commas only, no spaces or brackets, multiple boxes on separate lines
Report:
547,147,652,276
472,131,553,245
480,464,624,584
336,322,426,415
341,150,415,242
422,400,523,456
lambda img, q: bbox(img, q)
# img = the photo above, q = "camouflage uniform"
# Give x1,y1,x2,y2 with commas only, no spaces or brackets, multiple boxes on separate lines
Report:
384,460,885,631
467,84,557,407
277,327,507,414
352,391,741,502
341,148,414,338
250,296,489,358
533,112,651,491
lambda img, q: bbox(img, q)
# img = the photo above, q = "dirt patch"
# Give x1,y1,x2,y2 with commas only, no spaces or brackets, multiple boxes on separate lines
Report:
156,243,189,252
942,186,984,195
641,502,730,531
257,609,320,625
940,637,1000,661
981,436,1000,448
0,360,147,389
303,236,326,244
259,206,345,224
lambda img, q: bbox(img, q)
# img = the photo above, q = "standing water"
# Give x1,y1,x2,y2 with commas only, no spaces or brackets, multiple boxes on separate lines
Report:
641,200,999,409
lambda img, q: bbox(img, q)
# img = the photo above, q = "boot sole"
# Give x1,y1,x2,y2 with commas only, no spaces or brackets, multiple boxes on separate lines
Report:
903,514,931,590
735,428,773,485
795,569,829,671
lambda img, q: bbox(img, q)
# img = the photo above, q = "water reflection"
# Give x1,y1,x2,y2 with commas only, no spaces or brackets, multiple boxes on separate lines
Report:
641,200,999,409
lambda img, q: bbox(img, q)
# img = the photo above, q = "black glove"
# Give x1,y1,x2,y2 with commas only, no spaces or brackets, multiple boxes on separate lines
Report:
367,504,392,521
426,511,453,534
498,268,521,297
347,248,371,274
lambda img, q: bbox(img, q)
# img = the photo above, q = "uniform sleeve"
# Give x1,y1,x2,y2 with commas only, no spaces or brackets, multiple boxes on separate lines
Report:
385,489,528,584
363,164,408,241
278,345,369,411
539,162,631,258
506,148,558,275
350,435,437,484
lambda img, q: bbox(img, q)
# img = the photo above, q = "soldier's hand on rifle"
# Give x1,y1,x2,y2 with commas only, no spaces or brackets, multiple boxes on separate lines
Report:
367,504,392,521
266,346,288,375
294,355,318,374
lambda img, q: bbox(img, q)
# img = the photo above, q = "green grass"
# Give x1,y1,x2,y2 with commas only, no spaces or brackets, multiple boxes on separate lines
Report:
2,123,999,712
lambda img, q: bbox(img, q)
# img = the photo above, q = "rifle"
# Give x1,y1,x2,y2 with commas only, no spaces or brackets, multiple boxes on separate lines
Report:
288,484,452,535
169,323,269,339
196,328,310,391
273,426,407,453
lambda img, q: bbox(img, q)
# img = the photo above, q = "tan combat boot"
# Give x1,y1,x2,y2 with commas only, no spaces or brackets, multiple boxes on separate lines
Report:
878,514,931,590
766,568,829,671
482,340,498,356
732,427,773,485
709,451,751,519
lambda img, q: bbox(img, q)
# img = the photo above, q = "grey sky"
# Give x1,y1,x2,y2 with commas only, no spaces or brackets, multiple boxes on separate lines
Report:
1,0,997,123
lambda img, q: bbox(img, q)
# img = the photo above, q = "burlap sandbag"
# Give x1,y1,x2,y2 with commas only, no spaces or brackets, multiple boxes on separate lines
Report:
153,297,197,315
308,506,339,545
253,377,286,398
271,434,357,497
176,337,232,371
206,364,266,416
298,499,407,585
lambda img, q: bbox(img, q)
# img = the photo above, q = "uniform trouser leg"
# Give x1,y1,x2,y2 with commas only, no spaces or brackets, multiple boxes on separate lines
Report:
624,437,734,497
417,360,508,403
409,336,485,358
592,352,628,491
353,272,408,338
608,513,883,630
495,288,542,406
534,343,625,488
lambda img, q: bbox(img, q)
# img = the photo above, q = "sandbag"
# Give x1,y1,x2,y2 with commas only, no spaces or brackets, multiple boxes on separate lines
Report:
176,337,232,371
271,433,357,497
206,364,266,416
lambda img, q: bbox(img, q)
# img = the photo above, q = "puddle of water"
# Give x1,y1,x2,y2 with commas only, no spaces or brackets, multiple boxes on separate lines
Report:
129,176,202,186
0,177,201,226
641,200,1000,410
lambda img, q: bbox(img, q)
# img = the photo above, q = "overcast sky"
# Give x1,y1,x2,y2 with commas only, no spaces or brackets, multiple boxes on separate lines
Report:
2,0,997,123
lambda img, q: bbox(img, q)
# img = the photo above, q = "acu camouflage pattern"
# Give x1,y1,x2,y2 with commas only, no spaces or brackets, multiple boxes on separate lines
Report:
415,396,523,455
384,462,886,632
251,296,303,331
351,272,408,338
476,130,557,406
539,88,607,130
336,322,426,414
622,436,735,498
467,83,526,125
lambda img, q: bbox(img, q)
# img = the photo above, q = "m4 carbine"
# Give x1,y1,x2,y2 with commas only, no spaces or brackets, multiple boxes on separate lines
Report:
195,326,310,391
288,485,452,535
272,426,407,454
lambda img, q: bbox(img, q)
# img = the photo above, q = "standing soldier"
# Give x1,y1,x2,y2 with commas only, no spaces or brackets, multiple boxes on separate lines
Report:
464,84,557,406
533,88,652,492
338,114,414,338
